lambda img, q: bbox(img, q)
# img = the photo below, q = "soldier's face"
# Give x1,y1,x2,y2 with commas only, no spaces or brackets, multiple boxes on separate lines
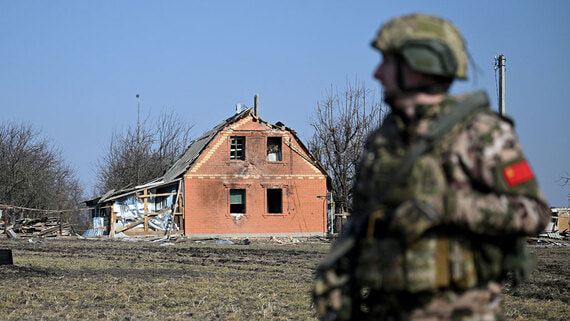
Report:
374,53,398,95
375,53,437,98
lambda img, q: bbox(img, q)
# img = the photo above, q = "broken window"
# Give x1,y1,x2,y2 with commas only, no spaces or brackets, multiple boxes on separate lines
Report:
230,136,245,160
230,189,246,213
267,188,282,214
267,137,282,162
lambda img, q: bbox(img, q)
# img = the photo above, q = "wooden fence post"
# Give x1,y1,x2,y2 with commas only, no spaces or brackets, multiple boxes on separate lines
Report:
109,205,115,240
143,189,149,232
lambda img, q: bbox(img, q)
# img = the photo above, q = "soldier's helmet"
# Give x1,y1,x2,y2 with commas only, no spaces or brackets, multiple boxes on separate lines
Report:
371,13,468,80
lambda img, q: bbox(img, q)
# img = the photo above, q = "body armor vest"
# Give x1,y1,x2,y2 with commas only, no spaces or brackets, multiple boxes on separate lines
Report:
354,136,479,293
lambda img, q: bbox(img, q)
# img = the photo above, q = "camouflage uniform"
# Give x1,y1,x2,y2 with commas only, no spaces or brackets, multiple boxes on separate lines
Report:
347,93,551,320
314,14,551,321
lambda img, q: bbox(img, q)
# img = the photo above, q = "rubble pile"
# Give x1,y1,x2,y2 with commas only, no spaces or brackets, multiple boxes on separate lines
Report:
4,217,72,238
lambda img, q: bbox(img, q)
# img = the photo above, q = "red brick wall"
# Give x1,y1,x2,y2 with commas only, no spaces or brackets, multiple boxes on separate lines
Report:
183,116,327,235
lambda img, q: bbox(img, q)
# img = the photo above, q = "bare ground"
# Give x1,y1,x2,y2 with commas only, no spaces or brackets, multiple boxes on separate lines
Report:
0,238,567,320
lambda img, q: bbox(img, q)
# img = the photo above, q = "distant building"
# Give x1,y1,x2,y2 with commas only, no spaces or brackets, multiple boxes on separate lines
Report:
548,207,570,235
85,103,331,238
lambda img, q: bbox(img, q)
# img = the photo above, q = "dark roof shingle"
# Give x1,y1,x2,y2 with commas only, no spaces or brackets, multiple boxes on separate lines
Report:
162,108,253,182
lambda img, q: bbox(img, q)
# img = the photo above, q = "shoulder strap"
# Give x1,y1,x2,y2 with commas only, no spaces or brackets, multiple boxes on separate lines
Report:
319,91,489,270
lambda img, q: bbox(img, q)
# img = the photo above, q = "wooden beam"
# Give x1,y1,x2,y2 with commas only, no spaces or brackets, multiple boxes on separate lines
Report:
109,205,115,240
168,204,178,238
115,219,144,233
37,223,71,236
179,180,185,235
143,189,148,232
59,212,63,236
136,192,177,198
168,181,183,237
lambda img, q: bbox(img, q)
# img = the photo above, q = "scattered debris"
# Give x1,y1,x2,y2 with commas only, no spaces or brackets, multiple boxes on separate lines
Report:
190,238,252,245
269,235,300,246
8,217,72,238
538,231,569,241
6,228,18,239
530,238,570,247
546,232,564,239
214,239,235,245
236,238,250,245
27,237,43,244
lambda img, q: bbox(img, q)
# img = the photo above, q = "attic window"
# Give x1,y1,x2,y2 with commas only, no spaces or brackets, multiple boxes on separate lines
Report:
230,189,246,214
267,137,282,162
230,136,245,160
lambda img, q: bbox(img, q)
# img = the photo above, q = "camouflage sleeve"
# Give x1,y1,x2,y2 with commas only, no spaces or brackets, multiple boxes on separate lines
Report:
443,111,551,236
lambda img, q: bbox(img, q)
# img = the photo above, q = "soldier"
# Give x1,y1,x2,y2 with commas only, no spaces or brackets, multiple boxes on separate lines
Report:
314,13,551,321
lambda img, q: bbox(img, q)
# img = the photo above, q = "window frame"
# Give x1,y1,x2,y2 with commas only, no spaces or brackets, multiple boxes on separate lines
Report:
266,188,283,214
229,189,246,214
230,136,245,161
266,136,282,162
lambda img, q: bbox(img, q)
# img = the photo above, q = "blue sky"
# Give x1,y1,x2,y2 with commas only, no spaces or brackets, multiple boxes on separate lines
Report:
1,1,569,205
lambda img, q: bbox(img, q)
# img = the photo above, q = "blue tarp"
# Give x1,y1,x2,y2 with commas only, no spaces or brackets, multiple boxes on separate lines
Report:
112,191,178,232
82,217,105,236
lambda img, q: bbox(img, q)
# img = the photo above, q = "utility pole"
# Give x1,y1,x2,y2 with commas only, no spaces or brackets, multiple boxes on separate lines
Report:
495,54,506,116
136,94,140,184
136,94,141,141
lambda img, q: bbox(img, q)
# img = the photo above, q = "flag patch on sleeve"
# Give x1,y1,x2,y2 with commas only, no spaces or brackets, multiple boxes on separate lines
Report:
502,160,534,187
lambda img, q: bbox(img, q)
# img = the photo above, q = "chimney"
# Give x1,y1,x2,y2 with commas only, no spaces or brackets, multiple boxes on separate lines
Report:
254,94,259,117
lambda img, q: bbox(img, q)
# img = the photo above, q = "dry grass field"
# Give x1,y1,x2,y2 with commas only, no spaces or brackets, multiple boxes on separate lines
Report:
0,238,568,320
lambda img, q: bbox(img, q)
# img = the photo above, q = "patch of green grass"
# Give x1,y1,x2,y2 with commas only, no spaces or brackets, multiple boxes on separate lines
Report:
504,294,568,321
501,245,569,321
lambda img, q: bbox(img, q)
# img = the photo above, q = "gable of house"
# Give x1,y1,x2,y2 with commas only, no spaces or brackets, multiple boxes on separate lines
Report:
181,110,328,236
187,114,325,178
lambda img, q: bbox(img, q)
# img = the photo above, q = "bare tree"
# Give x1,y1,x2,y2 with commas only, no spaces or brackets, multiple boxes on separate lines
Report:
558,172,570,188
95,110,193,194
308,79,385,214
0,122,84,224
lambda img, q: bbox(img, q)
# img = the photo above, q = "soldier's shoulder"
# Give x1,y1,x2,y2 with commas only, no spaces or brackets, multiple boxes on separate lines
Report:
467,109,515,139
450,91,514,126
448,91,515,136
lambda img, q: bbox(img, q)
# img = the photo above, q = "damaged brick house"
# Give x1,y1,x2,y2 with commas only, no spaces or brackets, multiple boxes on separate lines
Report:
86,99,331,237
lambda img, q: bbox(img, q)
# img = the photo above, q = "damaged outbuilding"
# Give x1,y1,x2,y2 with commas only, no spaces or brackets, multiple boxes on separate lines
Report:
84,180,183,237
